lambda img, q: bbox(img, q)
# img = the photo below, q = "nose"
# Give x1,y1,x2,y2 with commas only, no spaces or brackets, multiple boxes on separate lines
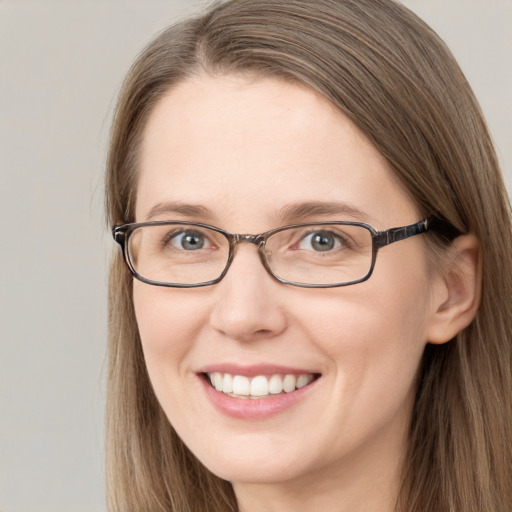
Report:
209,244,288,342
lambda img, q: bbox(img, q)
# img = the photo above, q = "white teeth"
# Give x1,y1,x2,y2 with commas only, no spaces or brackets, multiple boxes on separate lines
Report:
269,374,283,394
296,374,314,389
282,374,296,393
250,375,269,396
232,375,250,396
206,372,316,398
213,372,223,391
223,373,233,394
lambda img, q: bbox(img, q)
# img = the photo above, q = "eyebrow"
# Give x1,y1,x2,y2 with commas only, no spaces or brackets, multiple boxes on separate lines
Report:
145,200,371,225
146,201,212,221
277,201,371,224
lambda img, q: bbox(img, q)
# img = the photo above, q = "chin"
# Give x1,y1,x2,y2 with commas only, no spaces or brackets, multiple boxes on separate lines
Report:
201,455,307,485
177,428,316,485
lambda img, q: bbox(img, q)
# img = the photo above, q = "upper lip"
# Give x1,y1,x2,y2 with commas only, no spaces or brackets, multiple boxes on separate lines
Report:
199,363,320,378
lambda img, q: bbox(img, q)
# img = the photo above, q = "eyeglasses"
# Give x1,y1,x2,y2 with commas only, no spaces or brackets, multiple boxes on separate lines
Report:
112,217,457,288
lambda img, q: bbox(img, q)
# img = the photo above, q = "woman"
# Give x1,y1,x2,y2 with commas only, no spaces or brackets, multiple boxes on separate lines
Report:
105,0,512,510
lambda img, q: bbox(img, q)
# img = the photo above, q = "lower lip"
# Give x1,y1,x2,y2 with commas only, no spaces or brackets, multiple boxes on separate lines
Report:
199,375,318,420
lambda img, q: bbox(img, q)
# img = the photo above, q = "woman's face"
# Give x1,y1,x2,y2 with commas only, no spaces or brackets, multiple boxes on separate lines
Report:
133,74,441,488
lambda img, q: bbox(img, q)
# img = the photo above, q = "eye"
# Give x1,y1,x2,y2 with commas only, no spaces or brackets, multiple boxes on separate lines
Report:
298,230,342,252
168,229,209,251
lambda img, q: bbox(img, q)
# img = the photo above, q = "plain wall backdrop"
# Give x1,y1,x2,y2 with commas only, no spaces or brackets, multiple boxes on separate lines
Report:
0,1,510,511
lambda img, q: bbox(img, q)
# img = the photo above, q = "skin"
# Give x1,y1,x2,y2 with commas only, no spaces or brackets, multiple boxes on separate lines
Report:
133,74,473,512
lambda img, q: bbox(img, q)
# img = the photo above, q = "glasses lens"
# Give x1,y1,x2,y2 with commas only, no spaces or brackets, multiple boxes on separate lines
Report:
127,224,229,285
264,224,373,285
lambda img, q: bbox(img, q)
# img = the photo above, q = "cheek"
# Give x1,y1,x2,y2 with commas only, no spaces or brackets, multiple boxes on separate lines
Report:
132,282,215,437
133,283,205,372
293,265,432,399
303,290,429,447
295,275,430,352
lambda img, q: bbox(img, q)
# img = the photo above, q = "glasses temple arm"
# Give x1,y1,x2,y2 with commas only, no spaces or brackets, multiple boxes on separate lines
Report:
373,218,428,248
374,216,462,249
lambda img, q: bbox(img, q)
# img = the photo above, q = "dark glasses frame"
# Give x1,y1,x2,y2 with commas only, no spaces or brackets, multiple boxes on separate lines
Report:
112,216,460,288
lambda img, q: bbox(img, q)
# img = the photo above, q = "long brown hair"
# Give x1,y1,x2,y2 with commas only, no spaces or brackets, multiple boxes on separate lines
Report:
105,1,512,510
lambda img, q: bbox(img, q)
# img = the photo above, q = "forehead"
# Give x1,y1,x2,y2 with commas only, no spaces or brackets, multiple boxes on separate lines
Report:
136,73,417,230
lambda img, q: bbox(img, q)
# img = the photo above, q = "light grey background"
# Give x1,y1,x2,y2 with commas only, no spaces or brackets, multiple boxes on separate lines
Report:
0,1,510,511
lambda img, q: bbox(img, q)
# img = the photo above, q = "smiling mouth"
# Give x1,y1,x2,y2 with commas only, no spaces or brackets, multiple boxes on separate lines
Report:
204,372,320,399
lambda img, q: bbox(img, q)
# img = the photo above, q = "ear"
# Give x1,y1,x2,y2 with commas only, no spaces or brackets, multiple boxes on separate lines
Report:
426,234,482,344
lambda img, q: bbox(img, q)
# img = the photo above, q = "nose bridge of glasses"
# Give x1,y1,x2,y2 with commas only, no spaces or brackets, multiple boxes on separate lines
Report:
227,233,270,274
232,233,265,247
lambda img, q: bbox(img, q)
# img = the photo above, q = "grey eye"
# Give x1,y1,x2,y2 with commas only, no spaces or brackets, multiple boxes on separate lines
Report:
171,230,206,250
299,231,341,252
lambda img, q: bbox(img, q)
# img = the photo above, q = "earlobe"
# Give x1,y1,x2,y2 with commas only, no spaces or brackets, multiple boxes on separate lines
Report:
426,234,482,345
